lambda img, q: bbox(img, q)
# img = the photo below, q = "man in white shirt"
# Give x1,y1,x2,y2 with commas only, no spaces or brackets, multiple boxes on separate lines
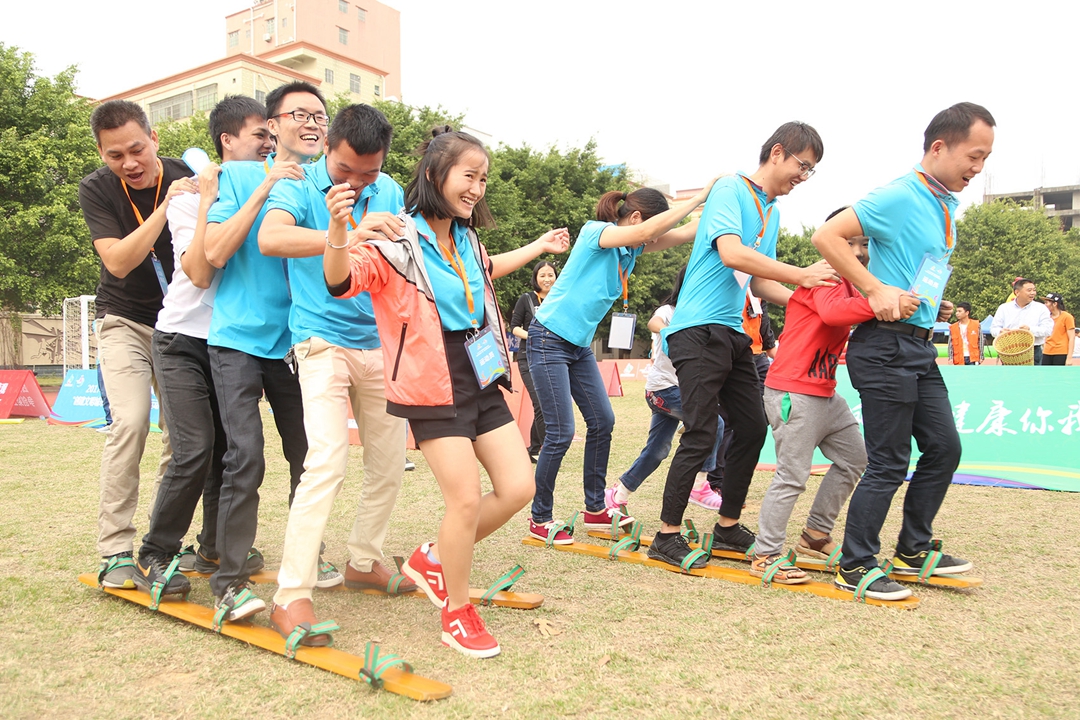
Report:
991,277,1053,364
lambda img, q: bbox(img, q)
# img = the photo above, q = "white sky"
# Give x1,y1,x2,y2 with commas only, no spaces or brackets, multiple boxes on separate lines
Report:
7,0,1079,231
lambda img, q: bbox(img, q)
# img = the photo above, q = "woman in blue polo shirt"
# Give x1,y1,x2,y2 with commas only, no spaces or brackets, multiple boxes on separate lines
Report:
526,181,715,544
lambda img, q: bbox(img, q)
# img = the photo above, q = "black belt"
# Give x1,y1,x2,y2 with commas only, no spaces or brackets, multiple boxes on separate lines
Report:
862,319,931,340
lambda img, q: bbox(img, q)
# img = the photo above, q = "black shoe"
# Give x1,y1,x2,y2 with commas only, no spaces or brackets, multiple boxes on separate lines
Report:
134,554,191,597
835,566,912,601
193,546,265,574
647,532,709,570
711,522,756,552
213,582,266,622
892,547,972,576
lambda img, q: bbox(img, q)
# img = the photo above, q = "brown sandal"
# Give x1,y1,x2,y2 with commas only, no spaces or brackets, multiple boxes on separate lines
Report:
795,530,843,568
749,554,809,585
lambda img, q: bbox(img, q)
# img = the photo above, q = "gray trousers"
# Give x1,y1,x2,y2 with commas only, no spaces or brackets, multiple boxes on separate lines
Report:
756,387,867,557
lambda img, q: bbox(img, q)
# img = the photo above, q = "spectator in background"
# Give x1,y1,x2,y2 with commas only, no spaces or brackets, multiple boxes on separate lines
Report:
948,301,984,365
1041,292,1075,365
991,278,1053,364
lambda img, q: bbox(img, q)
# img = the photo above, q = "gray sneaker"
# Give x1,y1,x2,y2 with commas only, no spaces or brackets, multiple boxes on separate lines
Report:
98,551,136,589
176,545,197,572
316,557,344,588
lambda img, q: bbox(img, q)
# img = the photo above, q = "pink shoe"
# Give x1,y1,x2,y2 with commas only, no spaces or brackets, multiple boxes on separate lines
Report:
529,519,573,545
688,481,723,511
401,542,446,608
604,486,628,513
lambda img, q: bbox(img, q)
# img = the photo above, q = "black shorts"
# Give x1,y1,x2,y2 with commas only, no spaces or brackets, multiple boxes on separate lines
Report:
410,330,515,443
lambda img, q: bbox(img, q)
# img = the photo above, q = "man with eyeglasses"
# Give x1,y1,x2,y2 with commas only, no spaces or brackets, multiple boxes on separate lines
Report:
813,102,995,600
200,81,331,623
648,121,839,571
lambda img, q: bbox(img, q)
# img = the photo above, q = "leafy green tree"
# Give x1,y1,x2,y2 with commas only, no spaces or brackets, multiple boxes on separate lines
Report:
0,44,100,314
154,111,214,160
951,200,1080,321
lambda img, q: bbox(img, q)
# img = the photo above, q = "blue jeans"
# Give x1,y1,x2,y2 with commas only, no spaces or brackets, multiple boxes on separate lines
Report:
620,387,724,492
527,322,614,523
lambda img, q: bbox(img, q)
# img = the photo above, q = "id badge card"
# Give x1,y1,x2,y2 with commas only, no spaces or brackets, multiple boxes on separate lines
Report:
909,252,952,310
607,312,637,350
150,251,169,296
465,326,507,389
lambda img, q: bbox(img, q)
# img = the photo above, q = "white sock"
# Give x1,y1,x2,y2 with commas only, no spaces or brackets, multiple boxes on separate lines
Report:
614,482,631,505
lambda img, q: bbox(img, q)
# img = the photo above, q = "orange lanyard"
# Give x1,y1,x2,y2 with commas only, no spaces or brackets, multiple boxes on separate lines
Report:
437,232,476,318
914,171,954,250
121,158,164,226
617,265,630,311
346,197,370,230
740,176,773,245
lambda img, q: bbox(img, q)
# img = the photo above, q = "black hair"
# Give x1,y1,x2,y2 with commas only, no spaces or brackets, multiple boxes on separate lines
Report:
661,265,688,308
530,261,558,293
595,188,669,223
404,126,495,229
327,104,393,157
923,102,996,153
955,301,972,313
1013,277,1034,292
264,81,326,120
208,95,267,160
825,206,850,223
759,121,824,165
90,100,151,145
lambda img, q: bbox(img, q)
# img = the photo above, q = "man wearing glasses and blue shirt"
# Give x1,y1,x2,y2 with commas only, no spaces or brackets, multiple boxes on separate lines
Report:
201,82,331,623
813,102,994,601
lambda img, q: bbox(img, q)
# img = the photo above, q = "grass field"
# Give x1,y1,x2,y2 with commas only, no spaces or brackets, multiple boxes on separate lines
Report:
2,379,1078,719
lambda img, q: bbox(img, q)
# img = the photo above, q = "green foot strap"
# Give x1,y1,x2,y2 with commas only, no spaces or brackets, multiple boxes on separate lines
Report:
682,518,699,544
212,587,256,632
543,521,569,548
853,567,886,602
918,550,943,582
385,573,410,594
880,559,895,576
148,556,183,611
700,532,714,556
480,565,525,605
284,620,340,659
97,554,135,588
247,548,264,565
607,510,626,540
609,521,643,559
761,557,796,588
564,512,579,537
680,548,707,573
825,545,844,570
177,545,195,563
392,556,406,572
360,642,412,690
744,542,756,561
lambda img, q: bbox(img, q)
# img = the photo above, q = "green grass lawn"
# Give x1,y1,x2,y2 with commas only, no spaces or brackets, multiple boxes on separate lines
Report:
1,379,1077,719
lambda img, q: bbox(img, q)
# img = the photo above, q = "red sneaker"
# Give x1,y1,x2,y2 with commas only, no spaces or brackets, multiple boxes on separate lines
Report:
401,542,446,608
529,519,572,545
441,602,500,658
582,507,636,532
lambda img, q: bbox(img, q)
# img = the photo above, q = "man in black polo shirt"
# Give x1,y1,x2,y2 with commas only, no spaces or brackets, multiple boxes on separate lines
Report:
78,100,192,587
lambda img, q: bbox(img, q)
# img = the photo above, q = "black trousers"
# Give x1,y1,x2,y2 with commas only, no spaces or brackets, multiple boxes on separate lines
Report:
841,325,961,568
517,356,545,454
661,324,766,525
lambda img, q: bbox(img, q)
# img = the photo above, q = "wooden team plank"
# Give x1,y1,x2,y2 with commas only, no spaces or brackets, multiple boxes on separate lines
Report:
523,538,920,609
182,570,544,609
78,574,452,702
585,530,983,589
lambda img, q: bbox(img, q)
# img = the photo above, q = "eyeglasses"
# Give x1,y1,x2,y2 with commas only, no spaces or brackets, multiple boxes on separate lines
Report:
275,110,330,126
780,146,816,179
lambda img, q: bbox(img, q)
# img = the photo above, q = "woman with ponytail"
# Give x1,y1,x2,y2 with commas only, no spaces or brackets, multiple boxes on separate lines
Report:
526,181,715,544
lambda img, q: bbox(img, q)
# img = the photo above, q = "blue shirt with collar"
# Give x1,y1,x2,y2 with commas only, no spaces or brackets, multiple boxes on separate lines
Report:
414,213,486,331
206,155,293,359
265,156,404,349
853,164,958,329
664,173,778,342
533,220,644,348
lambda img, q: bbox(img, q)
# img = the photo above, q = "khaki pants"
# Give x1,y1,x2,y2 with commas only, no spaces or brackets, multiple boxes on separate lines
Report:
274,338,406,606
96,314,172,557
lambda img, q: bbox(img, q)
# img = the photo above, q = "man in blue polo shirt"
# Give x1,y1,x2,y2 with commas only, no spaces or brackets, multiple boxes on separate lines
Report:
813,102,995,600
650,122,838,570
258,104,418,640
201,81,324,622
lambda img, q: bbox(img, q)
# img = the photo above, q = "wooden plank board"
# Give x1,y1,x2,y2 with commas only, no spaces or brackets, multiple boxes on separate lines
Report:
585,530,983,589
78,573,452,701
182,570,544,609
523,538,920,609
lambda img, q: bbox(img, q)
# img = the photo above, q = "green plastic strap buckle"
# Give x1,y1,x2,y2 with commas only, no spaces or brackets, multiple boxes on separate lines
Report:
212,603,230,633
744,541,756,561
853,567,886,602
919,550,943,582
680,548,707,573
284,620,340,659
481,565,525,605
826,546,843,570
682,519,699,544
149,581,165,611
700,533,714,557
360,642,412,689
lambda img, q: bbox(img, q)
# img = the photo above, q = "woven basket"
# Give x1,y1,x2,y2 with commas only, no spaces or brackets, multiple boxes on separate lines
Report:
993,329,1035,366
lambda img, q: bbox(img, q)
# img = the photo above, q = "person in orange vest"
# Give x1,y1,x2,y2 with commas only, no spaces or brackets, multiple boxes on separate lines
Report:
948,302,984,365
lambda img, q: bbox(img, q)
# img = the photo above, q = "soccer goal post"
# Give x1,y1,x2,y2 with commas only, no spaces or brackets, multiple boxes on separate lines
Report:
62,295,97,374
